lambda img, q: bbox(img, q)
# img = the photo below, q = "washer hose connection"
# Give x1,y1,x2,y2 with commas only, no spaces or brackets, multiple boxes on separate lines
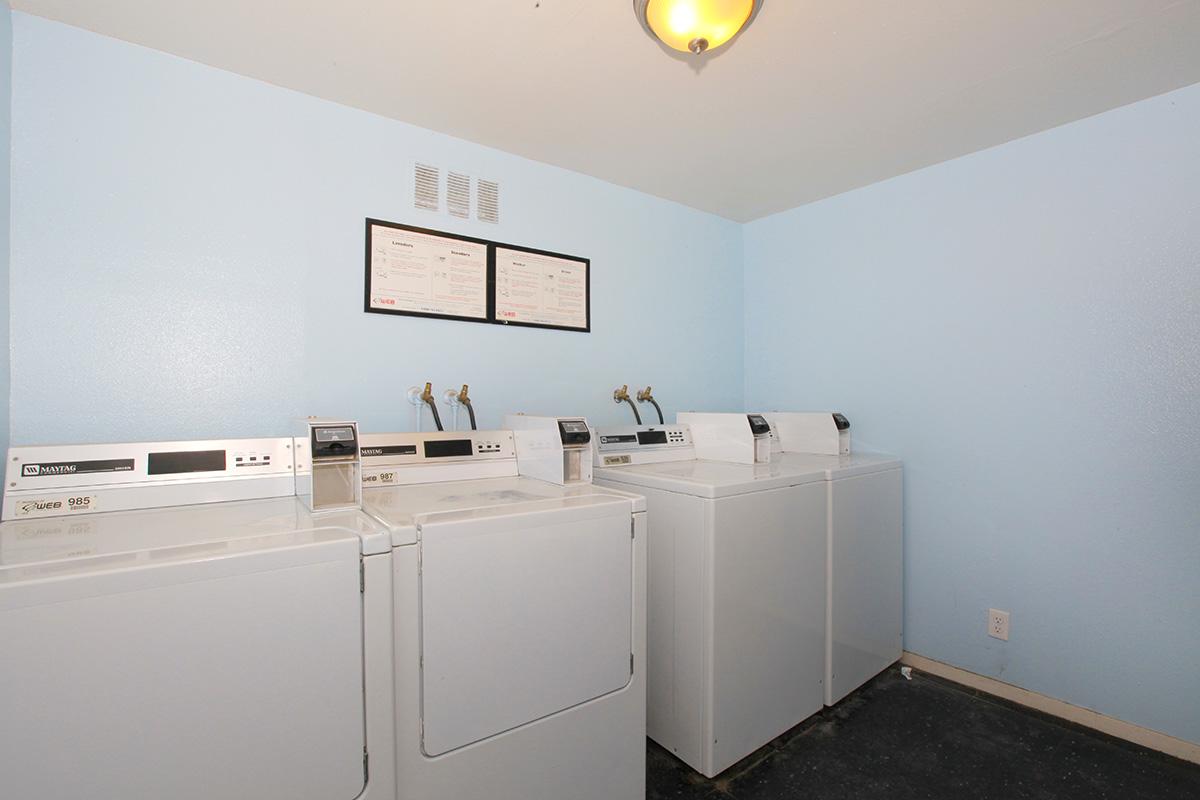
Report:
637,386,664,425
457,384,477,431
613,385,642,425
421,382,444,431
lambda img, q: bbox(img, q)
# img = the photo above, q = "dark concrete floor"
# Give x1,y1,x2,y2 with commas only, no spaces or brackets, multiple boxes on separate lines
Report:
647,667,1200,800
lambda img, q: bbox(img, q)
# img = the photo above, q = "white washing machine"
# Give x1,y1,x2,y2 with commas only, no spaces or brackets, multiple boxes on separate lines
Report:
591,415,828,778
0,433,395,800
359,425,647,800
765,412,904,707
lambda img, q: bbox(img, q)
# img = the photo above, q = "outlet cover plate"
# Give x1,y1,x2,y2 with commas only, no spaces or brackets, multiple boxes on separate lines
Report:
988,608,1010,641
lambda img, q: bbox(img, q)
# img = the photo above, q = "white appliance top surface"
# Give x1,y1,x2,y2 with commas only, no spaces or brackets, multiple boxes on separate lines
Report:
594,458,826,498
0,497,388,580
776,452,902,479
363,476,645,546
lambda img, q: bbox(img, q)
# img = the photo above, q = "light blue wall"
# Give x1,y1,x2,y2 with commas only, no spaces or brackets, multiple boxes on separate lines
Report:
9,13,743,443
744,83,1200,744
0,2,10,461
10,9,1200,748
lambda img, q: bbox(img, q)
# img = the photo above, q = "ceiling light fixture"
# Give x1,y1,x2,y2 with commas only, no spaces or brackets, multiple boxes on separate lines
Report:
634,0,762,56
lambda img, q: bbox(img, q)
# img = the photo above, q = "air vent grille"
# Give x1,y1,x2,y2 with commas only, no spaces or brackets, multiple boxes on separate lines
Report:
414,163,440,211
477,179,500,224
447,172,470,219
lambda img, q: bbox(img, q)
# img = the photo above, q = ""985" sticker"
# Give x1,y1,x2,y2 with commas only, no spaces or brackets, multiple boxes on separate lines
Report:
13,495,98,517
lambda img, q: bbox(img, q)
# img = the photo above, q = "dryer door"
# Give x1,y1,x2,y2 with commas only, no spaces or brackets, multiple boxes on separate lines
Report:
418,496,634,756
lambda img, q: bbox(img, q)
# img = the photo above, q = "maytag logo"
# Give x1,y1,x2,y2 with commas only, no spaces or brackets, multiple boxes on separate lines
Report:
360,445,416,457
24,464,76,477
20,459,134,478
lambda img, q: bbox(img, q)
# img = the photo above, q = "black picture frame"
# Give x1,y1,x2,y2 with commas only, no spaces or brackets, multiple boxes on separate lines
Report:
364,218,494,326
364,218,591,333
491,242,591,334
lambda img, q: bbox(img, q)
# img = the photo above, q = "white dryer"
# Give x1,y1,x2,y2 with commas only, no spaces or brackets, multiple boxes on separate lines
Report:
359,427,647,800
0,434,395,800
777,452,903,706
591,416,828,778
765,412,904,706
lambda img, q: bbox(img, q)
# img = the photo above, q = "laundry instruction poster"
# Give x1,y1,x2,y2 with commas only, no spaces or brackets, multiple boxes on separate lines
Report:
493,247,590,331
367,222,489,321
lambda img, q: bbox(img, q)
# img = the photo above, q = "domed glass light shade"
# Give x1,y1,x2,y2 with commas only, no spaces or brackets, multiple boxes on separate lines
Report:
634,0,762,55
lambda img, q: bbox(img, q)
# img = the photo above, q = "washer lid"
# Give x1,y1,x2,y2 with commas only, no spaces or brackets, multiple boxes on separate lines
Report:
363,476,644,546
776,452,902,480
594,457,825,498
0,496,388,581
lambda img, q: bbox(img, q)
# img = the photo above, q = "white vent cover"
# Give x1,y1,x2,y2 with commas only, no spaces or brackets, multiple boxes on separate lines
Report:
477,179,500,224
414,163,440,211
447,172,470,219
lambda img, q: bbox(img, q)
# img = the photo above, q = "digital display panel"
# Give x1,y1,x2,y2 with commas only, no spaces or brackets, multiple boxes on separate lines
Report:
424,439,474,458
315,427,355,443
560,421,588,433
147,450,226,475
636,430,668,446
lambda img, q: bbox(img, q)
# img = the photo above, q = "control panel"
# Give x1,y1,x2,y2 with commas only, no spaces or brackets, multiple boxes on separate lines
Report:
7,438,295,493
3,437,298,521
360,430,517,487
593,425,694,467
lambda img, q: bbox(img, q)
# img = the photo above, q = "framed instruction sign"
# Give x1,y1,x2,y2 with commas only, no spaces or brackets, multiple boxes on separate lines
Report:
363,218,590,333
365,220,490,323
494,245,591,332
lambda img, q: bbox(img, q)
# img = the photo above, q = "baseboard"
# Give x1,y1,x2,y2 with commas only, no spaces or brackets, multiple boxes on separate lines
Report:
900,651,1200,765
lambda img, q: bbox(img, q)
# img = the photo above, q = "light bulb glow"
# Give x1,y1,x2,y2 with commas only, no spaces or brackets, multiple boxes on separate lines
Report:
668,4,698,35
642,0,757,54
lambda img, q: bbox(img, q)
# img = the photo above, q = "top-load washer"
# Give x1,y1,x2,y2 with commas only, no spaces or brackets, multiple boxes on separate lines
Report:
0,428,395,800
592,413,828,778
765,412,904,706
359,424,647,800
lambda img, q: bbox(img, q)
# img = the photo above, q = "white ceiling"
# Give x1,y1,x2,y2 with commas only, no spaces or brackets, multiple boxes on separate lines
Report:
13,1,1200,221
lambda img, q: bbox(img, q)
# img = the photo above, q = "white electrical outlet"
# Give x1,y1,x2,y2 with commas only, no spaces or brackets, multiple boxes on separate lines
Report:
988,609,1010,641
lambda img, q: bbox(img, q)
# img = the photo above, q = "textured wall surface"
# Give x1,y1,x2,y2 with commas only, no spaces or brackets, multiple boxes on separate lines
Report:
0,3,10,460
9,13,743,443
744,82,1200,744
10,8,1200,750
